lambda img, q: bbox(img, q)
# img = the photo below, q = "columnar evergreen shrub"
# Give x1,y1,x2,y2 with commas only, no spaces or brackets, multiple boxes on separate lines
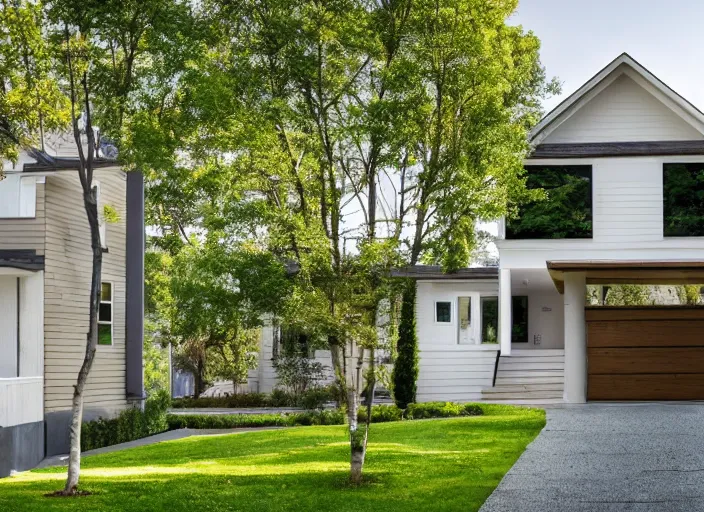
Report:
392,281,418,409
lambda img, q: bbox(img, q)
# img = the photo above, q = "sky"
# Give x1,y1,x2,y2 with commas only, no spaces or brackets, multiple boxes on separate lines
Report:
510,0,704,112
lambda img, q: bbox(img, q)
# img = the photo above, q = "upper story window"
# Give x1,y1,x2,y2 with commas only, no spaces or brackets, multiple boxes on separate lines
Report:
663,163,704,237
0,174,37,218
506,165,593,240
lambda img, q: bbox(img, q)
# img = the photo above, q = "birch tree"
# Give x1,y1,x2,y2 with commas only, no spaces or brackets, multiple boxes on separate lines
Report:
43,0,199,494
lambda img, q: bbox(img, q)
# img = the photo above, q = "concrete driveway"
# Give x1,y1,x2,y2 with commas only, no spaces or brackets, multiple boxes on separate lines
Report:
481,404,704,512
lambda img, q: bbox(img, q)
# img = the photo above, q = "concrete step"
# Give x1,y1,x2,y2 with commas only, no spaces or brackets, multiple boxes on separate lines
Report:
485,383,564,393
495,376,564,385
481,390,563,399
497,362,565,371
508,349,564,357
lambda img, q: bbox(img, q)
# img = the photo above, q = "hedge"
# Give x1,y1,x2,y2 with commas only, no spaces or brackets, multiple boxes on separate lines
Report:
171,387,336,410
167,402,483,430
82,389,171,451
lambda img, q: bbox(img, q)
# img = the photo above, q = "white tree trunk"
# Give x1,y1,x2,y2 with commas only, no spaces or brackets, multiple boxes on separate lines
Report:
63,185,102,494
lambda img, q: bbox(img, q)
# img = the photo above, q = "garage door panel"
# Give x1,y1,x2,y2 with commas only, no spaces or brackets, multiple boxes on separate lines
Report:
587,307,704,401
589,374,704,401
588,320,704,347
589,347,704,374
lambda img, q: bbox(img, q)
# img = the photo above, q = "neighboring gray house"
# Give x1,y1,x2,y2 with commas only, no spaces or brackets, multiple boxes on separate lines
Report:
0,136,144,477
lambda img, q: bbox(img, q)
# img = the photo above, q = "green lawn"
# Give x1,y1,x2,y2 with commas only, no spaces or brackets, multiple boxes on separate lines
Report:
0,405,544,512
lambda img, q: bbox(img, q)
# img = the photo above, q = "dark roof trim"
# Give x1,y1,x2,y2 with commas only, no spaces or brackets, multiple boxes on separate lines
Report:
0,250,44,271
529,141,704,159
391,265,498,280
547,259,704,271
23,147,118,172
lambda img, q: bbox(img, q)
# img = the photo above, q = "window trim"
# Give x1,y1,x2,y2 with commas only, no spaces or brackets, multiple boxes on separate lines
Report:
662,162,704,238
98,281,113,346
95,181,108,249
479,295,499,344
506,165,593,240
434,300,452,324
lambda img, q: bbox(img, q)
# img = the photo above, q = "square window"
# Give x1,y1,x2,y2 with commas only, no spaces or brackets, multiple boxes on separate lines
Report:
435,301,451,323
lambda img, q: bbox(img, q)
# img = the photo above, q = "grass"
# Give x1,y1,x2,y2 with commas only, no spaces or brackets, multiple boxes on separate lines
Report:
0,404,545,512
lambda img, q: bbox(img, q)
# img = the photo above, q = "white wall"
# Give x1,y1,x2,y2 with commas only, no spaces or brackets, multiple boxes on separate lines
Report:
415,280,500,402
498,155,704,269
519,291,564,350
0,276,18,378
19,272,44,377
416,281,499,347
543,74,703,143
0,376,43,427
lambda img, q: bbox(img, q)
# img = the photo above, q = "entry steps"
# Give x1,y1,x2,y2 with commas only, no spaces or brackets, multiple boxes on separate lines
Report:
481,349,564,401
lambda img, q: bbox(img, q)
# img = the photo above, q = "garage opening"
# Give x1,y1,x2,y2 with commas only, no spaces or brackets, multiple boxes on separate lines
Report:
587,306,704,400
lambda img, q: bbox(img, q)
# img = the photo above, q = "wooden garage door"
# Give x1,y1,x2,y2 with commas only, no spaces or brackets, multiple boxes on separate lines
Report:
587,307,704,400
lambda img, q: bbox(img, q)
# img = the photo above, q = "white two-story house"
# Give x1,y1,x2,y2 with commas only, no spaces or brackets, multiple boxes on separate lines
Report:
405,53,704,404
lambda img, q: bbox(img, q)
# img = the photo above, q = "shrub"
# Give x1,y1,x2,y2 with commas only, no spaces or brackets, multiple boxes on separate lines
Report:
166,402,482,432
358,404,403,423
167,410,345,430
299,386,335,410
82,389,172,451
406,402,482,420
171,393,270,409
273,354,327,395
269,388,299,407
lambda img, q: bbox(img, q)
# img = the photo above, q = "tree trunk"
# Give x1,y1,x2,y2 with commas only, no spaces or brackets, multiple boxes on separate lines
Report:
64,187,102,494
349,345,373,485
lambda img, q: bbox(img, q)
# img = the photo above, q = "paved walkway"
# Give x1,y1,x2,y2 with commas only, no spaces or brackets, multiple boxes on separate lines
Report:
481,403,704,512
37,427,281,469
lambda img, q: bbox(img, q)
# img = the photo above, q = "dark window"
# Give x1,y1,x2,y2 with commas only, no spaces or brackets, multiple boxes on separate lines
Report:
481,296,498,344
435,301,451,323
506,165,593,239
663,163,704,236
511,296,528,343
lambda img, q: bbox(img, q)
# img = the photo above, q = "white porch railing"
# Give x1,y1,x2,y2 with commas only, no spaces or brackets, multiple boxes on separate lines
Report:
0,376,43,428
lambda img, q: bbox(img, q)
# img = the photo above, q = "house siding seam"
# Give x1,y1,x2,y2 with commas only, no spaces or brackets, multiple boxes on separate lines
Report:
43,168,128,414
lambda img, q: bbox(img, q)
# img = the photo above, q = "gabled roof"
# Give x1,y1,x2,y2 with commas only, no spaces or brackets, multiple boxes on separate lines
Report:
530,53,704,145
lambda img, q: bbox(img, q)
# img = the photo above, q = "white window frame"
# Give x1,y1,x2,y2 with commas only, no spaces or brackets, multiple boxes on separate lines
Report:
434,300,453,324
0,175,37,218
95,181,107,249
98,281,113,346
479,294,499,344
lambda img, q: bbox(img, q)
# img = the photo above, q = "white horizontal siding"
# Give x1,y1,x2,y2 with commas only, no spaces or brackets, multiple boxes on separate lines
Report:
544,74,703,143
592,158,664,243
43,169,128,414
0,377,43,427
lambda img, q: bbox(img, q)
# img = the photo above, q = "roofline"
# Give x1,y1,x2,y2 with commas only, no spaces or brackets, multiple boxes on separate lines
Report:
391,265,499,280
530,53,704,144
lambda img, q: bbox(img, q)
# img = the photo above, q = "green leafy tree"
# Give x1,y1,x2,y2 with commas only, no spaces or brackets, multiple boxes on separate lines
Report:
0,0,68,161
604,285,652,306
391,0,558,407
38,0,199,493
137,0,554,484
